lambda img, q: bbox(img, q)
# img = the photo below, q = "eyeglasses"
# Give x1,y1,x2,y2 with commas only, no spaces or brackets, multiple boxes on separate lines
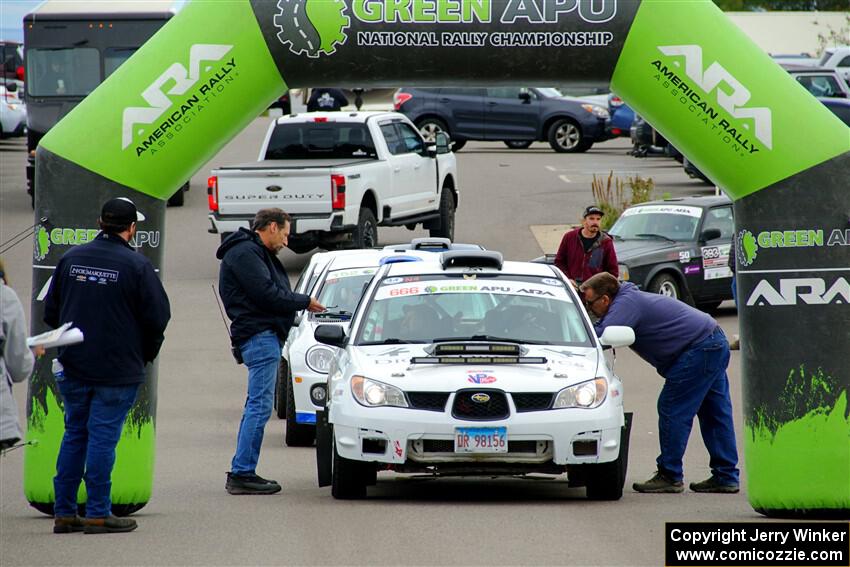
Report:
584,295,605,308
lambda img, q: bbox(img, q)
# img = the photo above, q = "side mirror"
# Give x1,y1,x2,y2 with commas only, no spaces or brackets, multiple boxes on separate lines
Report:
700,228,722,242
314,324,347,348
518,89,531,102
599,326,635,349
435,132,451,154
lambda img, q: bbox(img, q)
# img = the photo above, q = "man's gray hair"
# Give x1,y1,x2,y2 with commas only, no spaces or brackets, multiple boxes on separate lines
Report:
252,208,291,231
579,272,620,299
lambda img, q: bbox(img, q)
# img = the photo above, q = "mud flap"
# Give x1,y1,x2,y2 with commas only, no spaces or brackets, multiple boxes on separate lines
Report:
315,409,332,487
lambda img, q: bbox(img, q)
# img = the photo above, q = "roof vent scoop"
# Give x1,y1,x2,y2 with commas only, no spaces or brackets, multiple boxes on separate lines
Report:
440,251,503,270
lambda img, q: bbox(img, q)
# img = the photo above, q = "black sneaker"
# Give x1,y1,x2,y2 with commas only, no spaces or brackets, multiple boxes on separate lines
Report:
690,476,740,493
83,515,138,534
53,515,86,534
226,472,282,495
633,471,684,493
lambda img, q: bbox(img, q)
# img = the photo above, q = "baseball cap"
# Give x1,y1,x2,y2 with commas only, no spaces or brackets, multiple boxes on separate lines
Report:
583,205,604,218
101,197,146,224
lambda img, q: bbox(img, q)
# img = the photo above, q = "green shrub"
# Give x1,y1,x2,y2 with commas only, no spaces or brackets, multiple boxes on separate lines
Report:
591,171,655,230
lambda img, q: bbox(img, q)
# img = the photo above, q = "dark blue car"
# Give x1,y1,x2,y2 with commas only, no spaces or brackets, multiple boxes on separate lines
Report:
393,87,611,153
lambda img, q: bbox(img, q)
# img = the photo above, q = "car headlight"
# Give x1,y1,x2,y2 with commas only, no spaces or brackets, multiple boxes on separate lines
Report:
306,345,335,374
351,376,408,408
581,104,610,119
553,378,608,409
618,264,630,282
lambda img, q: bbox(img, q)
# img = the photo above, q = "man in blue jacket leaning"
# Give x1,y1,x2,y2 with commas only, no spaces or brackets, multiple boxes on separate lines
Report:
579,272,739,494
217,208,324,495
45,197,171,534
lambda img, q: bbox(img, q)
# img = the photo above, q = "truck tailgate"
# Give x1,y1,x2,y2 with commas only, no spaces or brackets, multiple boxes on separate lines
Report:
216,167,333,217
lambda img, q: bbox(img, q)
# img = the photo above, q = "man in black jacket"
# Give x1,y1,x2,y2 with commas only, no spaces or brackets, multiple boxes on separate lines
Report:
45,197,170,534
217,208,323,495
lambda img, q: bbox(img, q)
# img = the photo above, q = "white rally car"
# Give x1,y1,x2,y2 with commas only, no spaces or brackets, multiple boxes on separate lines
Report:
280,239,484,446
314,250,635,500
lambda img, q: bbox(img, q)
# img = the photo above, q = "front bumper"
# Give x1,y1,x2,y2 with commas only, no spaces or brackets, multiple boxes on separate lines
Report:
330,393,624,468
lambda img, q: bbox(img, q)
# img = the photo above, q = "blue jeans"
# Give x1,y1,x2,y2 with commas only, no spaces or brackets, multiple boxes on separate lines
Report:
231,330,281,475
53,379,140,518
657,327,739,485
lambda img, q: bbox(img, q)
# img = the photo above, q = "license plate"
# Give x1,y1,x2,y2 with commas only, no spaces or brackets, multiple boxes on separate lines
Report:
454,427,507,453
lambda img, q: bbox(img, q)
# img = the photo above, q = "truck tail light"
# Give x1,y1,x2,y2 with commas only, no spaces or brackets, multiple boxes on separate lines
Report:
331,174,345,211
393,91,412,111
313,117,328,123
207,175,219,212
16,66,24,82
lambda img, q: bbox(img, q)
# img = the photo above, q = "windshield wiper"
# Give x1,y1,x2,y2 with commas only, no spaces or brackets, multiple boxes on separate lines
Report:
610,233,623,241
433,335,547,345
635,232,676,243
313,310,352,319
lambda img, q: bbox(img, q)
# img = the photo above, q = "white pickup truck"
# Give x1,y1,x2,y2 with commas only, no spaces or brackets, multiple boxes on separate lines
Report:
207,111,459,253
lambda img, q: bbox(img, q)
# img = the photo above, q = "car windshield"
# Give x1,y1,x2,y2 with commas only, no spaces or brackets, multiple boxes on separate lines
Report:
316,268,377,314
356,275,592,346
610,204,702,241
264,123,377,160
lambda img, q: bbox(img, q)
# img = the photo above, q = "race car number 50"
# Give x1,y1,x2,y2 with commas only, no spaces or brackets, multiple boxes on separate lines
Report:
455,427,507,453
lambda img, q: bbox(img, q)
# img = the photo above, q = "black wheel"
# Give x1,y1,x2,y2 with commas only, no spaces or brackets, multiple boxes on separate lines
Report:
547,119,586,153
167,183,187,207
275,359,288,419
429,189,455,240
219,232,233,244
331,438,369,499
450,140,466,152
287,241,315,254
352,207,378,249
416,117,448,143
585,413,631,501
648,273,682,300
285,369,315,447
504,140,533,149
698,300,723,313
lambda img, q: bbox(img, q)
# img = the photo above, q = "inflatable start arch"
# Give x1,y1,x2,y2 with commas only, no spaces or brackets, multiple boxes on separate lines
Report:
28,0,849,517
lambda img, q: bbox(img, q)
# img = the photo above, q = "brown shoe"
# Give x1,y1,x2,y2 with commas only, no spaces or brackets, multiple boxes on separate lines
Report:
84,515,138,534
633,471,684,493
728,335,740,350
53,515,86,534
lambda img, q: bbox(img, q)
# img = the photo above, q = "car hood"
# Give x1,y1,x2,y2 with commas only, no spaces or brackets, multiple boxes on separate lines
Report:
613,238,686,263
347,343,603,392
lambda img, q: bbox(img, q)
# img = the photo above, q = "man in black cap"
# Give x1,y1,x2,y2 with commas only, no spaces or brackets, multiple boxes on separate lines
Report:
44,197,171,534
554,205,619,284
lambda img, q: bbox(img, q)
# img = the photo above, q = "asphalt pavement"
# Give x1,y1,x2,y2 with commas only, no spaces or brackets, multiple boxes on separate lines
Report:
0,123,755,567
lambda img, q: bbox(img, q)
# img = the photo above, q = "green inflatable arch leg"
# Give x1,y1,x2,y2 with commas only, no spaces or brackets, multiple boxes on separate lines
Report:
28,0,849,517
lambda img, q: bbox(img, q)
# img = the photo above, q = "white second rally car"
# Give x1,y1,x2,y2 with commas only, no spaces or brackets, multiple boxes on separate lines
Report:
314,250,636,500
280,239,484,446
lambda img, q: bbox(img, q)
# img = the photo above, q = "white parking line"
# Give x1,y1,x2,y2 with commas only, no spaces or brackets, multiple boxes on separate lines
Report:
559,175,571,184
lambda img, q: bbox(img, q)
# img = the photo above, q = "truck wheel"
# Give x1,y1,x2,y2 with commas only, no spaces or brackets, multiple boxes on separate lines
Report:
285,370,315,447
287,241,315,254
450,140,466,152
331,438,369,499
548,119,586,153
429,189,455,241
352,207,378,249
275,359,288,419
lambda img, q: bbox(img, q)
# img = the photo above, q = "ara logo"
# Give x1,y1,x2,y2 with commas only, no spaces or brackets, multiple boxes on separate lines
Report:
747,277,850,306
657,44,772,150
274,0,350,58
121,44,234,151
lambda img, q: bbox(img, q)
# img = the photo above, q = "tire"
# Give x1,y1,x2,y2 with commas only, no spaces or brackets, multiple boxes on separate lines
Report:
219,232,233,244
585,413,631,501
331,438,369,499
166,185,185,207
547,119,586,153
698,300,723,314
416,117,448,143
429,189,455,240
285,369,315,447
450,140,466,152
274,359,288,419
648,273,682,300
352,207,378,249
504,140,533,149
287,241,315,254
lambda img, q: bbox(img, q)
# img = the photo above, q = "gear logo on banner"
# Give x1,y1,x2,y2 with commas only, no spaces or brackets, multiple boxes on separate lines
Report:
274,0,349,58
736,229,758,267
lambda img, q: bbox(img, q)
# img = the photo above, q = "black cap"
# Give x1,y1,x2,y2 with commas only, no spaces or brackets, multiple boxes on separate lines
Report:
101,197,146,224
583,205,604,218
